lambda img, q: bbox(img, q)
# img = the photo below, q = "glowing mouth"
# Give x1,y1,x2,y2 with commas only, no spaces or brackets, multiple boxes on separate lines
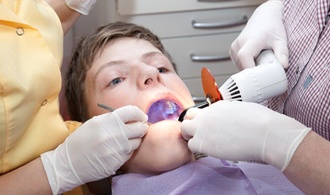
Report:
147,99,182,124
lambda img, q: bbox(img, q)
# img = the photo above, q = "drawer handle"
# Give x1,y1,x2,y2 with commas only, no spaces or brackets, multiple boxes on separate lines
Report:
191,54,231,62
192,15,248,29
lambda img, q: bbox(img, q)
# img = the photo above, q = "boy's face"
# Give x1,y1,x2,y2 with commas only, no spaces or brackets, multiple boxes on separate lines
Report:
85,37,195,174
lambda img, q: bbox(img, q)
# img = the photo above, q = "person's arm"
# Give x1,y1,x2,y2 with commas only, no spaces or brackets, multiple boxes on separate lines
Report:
284,131,330,194
181,101,325,194
47,0,81,34
0,158,52,194
0,106,148,194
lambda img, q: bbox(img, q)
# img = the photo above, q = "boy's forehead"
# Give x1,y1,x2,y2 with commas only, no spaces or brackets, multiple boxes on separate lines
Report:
88,38,167,80
94,39,163,65
103,37,161,57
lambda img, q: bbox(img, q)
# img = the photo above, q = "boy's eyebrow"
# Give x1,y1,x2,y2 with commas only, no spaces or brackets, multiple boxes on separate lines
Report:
142,51,164,59
94,51,165,81
94,60,124,81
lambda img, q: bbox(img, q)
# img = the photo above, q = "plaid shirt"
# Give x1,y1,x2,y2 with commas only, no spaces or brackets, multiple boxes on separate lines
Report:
265,0,330,140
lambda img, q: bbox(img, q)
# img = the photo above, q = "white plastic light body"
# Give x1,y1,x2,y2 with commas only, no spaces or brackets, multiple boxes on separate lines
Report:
223,50,288,103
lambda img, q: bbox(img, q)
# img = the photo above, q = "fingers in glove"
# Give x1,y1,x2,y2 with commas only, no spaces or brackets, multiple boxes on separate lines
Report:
230,44,256,70
272,41,289,69
181,120,197,140
236,41,270,70
128,138,143,151
114,105,148,123
110,112,147,153
187,138,203,154
229,39,242,69
183,107,199,120
124,122,148,139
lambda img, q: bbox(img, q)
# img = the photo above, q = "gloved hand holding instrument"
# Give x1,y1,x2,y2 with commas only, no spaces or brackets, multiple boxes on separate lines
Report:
180,50,311,172
41,105,148,194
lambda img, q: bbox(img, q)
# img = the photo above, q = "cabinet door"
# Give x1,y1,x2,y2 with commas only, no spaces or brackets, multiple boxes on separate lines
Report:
162,33,240,100
117,0,266,15
162,33,239,79
118,7,258,38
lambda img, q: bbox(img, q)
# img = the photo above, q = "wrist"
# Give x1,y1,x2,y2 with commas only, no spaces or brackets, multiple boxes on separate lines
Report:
41,147,82,194
263,118,311,171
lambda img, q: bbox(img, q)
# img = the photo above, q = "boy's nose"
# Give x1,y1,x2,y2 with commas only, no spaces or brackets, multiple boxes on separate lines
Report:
139,67,164,88
144,78,153,85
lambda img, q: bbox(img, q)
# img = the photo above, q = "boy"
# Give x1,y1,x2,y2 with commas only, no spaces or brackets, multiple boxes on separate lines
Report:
65,21,303,194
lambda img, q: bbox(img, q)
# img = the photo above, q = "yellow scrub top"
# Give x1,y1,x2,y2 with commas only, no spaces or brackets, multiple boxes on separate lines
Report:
0,0,71,174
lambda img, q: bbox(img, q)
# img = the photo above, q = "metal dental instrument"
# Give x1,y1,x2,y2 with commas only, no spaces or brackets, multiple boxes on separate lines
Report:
98,103,115,112
98,103,152,125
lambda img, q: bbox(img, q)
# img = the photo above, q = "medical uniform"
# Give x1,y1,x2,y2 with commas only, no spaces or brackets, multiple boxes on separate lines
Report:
265,0,330,139
0,0,75,175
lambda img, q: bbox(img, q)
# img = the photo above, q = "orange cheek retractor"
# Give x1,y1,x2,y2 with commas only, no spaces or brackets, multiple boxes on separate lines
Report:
178,67,222,122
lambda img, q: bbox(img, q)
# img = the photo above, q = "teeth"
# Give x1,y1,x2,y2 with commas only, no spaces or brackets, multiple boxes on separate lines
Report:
147,99,181,124
165,101,176,114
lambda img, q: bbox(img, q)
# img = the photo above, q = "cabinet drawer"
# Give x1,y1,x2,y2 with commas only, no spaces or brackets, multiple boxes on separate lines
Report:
117,0,265,15
118,6,257,38
183,75,232,100
162,33,239,79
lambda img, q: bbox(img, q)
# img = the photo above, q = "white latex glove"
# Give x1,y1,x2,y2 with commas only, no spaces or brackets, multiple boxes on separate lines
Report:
181,101,311,172
229,0,289,70
65,0,97,15
41,105,148,194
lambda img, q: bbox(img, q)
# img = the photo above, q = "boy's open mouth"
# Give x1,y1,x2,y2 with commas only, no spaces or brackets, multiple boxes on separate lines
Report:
147,99,182,124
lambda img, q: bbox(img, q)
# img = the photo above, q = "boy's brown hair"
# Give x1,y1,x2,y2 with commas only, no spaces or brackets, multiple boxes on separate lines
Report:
65,21,176,122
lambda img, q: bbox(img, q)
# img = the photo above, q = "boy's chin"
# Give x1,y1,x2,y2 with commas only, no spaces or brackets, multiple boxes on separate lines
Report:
120,120,193,175
123,155,193,175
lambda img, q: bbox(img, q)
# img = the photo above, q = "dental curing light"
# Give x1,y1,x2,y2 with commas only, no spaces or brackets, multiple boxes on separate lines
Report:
219,50,288,103
178,50,288,121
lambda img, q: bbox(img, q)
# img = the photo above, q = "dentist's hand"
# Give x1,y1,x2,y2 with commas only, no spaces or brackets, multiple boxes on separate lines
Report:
230,0,289,70
41,105,148,194
181,101,310,172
